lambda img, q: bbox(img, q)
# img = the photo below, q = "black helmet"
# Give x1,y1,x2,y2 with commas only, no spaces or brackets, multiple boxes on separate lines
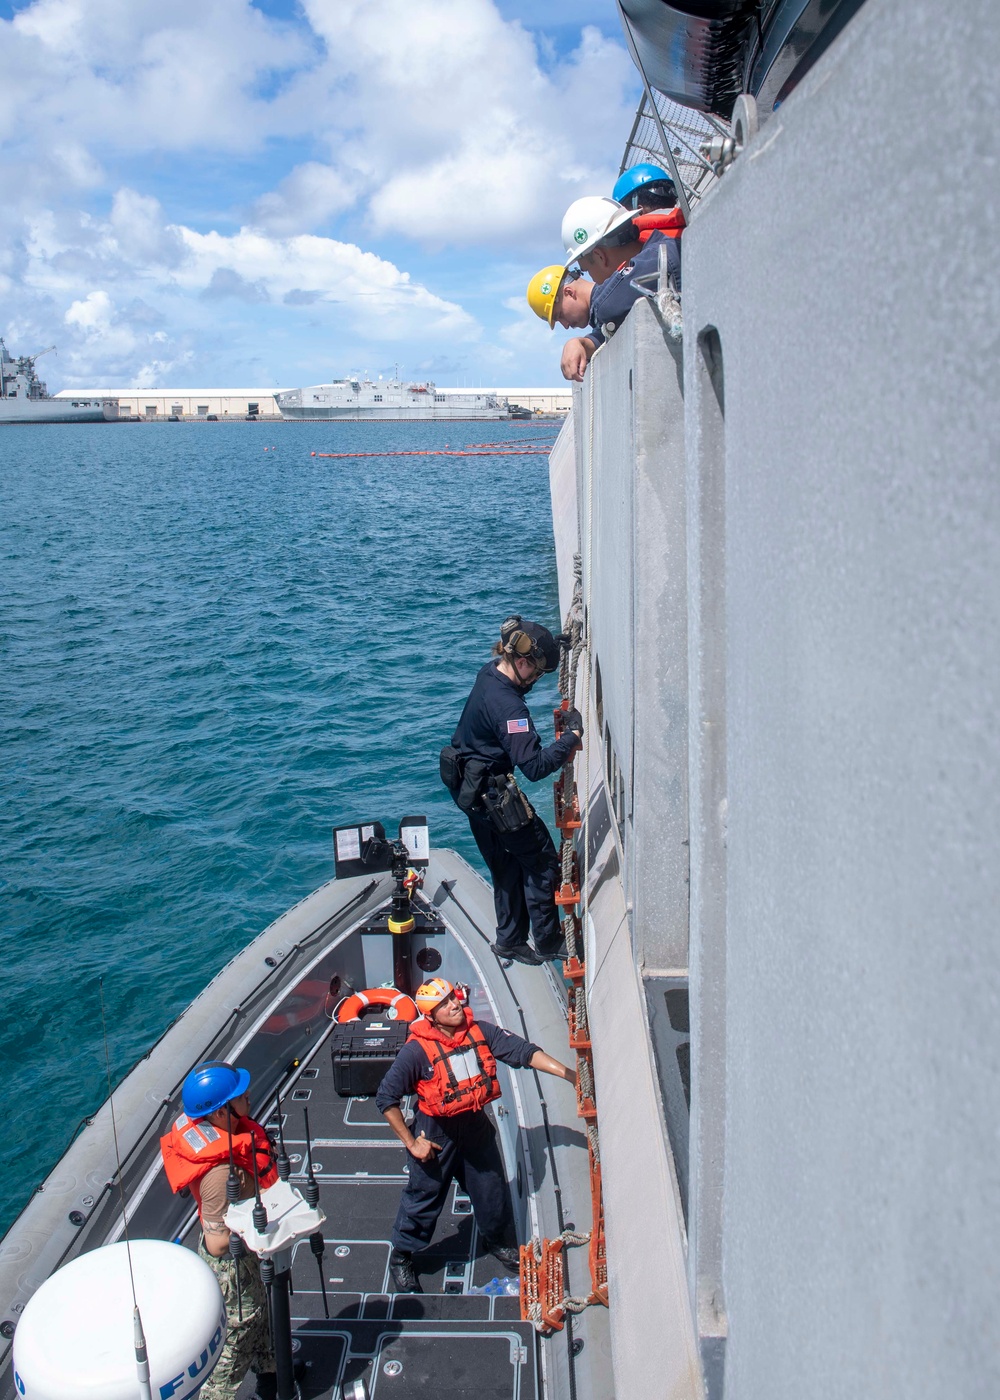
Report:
500,615,560,673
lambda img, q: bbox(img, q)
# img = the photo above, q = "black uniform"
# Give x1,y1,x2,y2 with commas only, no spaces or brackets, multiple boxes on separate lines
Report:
376,1020,539,1254
587,229,680,348
451,660,578,954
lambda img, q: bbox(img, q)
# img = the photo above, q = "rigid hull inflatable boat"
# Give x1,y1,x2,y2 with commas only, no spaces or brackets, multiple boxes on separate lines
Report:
0,839,611,1400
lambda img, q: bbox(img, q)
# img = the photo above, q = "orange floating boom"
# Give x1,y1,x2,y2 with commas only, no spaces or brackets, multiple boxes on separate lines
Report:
309,448,553,458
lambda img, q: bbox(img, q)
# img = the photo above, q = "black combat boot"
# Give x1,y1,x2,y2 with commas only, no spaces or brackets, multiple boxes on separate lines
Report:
389,1249,422,1293
252,1371,278,1400
493,942,542,967
487,1243,522,1273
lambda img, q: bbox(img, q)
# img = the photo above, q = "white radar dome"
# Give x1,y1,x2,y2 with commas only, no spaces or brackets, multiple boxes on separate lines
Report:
12,1239,226,1400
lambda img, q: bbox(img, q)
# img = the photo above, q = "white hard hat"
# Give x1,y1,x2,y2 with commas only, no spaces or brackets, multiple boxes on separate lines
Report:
561,196,635,264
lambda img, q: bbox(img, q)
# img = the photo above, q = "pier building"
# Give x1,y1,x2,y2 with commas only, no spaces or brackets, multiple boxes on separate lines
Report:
53,386,571,419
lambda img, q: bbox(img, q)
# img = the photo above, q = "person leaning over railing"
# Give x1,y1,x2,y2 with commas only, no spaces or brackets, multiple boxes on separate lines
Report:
555,194,682,382
526,264,594,334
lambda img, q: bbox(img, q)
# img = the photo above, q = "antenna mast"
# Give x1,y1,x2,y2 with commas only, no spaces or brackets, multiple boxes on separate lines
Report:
99,978,153,1400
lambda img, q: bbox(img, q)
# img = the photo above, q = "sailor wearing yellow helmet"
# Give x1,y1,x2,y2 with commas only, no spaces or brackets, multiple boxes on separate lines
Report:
525,264,594,332
533,195,682,383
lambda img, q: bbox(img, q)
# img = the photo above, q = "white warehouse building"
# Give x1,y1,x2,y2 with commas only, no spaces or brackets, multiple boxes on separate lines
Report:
54,387,572,419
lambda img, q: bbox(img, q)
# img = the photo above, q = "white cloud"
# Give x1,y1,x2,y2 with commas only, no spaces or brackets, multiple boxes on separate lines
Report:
297,0,636,247
250,163,356,236
1,0,635,248
7,187,478,380
176,225,478,339
2,0,311,151
0,0,639,386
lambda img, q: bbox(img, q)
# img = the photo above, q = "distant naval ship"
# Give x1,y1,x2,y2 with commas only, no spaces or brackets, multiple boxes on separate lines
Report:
276,374,508,420
0,338,118,423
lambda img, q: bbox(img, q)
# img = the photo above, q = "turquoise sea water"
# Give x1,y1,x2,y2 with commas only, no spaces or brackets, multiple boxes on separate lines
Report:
0,418,562,1234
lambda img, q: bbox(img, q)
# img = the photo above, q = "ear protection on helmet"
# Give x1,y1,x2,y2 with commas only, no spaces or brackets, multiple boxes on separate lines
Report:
500,614,546,668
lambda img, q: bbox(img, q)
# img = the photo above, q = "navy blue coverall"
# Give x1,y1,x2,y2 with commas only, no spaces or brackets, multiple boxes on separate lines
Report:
586,228,680,349
451,659,579,954
376,1021,539,1253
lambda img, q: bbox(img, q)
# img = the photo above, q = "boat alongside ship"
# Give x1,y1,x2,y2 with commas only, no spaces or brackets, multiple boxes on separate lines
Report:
0,339,118,424
1,1,996,1398
275,376,508,421
0,830,609,1400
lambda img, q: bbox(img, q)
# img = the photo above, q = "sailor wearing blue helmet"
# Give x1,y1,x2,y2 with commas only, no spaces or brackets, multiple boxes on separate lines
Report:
612,162,678,212
161,1062,278,1400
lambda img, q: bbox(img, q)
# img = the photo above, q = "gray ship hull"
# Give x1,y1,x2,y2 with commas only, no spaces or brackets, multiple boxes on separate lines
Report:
278,404,506,421
0,398,117,424
276,377,508,421
550,0,1000,1396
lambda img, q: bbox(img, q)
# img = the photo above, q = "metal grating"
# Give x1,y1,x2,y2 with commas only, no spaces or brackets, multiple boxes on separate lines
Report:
619,88,730,214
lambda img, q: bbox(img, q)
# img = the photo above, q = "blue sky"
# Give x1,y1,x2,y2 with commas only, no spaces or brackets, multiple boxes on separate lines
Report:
0,0,640,390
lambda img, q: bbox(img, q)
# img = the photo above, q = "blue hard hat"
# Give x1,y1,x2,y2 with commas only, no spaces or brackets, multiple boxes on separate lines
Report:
182,1061,251,1119
613,163,675,205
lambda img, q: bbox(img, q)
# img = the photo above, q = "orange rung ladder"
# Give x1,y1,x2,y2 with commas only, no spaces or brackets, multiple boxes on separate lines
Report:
588,1161,609,1306
519,1237,568,1333
553,776,582,832
567,988,592,1051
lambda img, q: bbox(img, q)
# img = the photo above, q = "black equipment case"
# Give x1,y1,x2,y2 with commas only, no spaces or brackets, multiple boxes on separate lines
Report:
330,1018,409,1097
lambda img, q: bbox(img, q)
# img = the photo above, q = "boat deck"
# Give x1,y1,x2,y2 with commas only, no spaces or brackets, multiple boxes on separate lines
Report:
186,1066,539,1399
0,852,607,1400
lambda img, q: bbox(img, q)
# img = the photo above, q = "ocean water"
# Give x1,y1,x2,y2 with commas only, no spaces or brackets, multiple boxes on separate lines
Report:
0,418,563,1235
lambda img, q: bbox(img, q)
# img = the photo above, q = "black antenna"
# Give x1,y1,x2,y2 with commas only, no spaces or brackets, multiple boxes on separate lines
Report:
251,1137,277,1344
224,1103,244,1322
274,1088,291,1181
259,1251,276,1353
100,978,153,1400
251,1134,267,1236
303,1107,329,1318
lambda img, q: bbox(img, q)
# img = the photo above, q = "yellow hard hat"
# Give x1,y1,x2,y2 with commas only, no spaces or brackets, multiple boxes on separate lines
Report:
526,265,568,328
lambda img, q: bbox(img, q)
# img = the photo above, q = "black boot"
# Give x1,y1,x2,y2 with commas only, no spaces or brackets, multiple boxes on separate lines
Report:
252,1372,278,1400
533,938,568,962
389,1249,422,1293
487,1243,521,1273
493,942,542,967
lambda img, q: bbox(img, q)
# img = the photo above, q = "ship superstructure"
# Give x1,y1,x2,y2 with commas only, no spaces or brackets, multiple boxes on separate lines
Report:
0,338,117,424
276,375,507,420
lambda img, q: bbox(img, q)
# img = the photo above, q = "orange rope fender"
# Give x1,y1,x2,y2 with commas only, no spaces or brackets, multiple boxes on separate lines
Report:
334,987,419,1023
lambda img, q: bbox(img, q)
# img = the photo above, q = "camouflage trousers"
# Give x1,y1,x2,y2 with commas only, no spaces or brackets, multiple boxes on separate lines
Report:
197,1238,276,1400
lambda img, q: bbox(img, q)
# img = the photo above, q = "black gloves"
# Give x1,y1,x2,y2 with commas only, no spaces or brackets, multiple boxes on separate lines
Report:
561,707,584,739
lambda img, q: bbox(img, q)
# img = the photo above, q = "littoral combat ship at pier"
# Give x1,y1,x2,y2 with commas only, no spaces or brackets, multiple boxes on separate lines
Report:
276,375,507,421
0,1,996,1398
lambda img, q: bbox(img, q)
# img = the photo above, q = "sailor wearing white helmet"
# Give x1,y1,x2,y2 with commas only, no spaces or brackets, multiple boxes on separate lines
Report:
558,195,681,382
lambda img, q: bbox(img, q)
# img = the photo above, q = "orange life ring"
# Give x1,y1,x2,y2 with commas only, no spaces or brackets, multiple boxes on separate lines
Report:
335,987,419,1024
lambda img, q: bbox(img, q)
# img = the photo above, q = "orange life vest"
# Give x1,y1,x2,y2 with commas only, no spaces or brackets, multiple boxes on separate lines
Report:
160,1112,278,1212
634,208,686,244
408,1009,501,1117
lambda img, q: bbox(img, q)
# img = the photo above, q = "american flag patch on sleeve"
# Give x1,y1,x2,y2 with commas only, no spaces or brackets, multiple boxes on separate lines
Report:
507,718,530,734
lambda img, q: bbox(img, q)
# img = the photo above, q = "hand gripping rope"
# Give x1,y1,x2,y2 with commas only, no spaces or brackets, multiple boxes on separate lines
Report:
520,565,609,1334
